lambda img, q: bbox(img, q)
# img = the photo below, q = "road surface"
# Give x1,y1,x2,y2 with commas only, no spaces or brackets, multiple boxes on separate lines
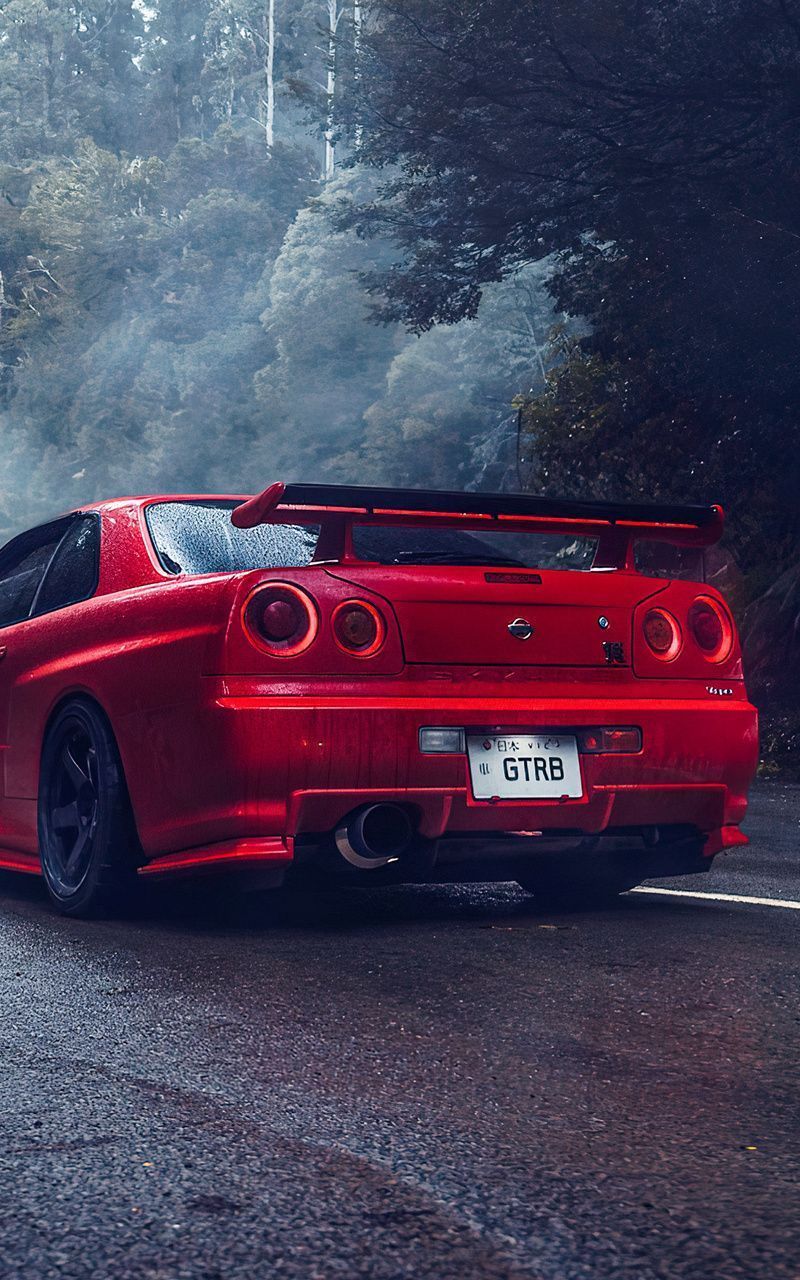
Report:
0,779,797,1279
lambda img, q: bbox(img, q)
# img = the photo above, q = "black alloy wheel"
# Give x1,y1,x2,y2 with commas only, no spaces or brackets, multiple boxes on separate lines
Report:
38,700,140,916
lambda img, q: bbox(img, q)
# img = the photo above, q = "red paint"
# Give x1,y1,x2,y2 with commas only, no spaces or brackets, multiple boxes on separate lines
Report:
230,481,286,529
0,490,757,885
703,825,750,858
138,837,292,877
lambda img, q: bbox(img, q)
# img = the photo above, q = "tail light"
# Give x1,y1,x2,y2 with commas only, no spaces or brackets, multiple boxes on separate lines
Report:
642,607,682,661
688,595,733,662
332,599,386,656
242,583,318,656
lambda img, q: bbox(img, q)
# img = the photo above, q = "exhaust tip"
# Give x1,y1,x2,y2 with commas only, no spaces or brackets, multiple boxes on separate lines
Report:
335,804,414,870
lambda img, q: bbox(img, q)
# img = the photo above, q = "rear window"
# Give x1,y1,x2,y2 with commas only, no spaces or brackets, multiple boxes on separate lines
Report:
146,505,709,578
146,501,319,575
352,524,597,570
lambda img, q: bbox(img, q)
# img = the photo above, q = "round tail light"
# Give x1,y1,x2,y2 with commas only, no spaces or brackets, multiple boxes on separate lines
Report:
688,596,733,662
332,599,386,656
243,583,318,656
643,607,682,660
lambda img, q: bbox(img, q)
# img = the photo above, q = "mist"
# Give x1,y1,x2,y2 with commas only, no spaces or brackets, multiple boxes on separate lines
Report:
0,0,556,538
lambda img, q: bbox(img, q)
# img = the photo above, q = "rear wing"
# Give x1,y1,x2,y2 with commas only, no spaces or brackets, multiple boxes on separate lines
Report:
231,482,723,569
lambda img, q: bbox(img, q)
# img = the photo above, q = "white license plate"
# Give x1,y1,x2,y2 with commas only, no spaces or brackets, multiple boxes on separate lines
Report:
467,733,583,800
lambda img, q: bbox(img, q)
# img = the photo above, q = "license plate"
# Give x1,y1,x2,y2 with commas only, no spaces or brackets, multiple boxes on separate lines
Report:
466,733,583,800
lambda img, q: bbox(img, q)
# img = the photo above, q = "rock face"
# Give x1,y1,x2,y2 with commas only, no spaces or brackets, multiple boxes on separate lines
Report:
740,563,800,705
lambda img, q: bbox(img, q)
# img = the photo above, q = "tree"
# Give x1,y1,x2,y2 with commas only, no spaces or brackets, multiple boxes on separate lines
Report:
204,1,277,144
335,0,800,570
142,0,214,147
355,260,560,488
344,1,800,325
323,0,340,178
0,126,317,531
322,0,361,177
0,1,144,157
281,0,364,177
254,167,400,476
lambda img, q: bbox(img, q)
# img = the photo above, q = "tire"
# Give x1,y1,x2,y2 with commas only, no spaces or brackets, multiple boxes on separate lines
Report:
38,699,141,917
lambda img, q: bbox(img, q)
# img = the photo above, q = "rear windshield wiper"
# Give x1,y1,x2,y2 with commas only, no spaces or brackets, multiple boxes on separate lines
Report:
389,551,527,567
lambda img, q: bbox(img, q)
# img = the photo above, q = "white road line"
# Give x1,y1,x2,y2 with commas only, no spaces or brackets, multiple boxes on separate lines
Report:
630,886,800,911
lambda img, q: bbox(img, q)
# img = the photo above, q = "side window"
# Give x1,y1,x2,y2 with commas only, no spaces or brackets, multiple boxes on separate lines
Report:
34,516,100,617
0,522,72,628
634,539,706,582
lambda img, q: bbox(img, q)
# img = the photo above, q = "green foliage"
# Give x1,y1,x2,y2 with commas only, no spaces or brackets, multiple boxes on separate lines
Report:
203,0,326,143
254,169,401,477
0,3,577,542
254,172,558,485
0,2,554,533
0,118,317,531
0,1,144,157
356,260,559,487
141,0,213,146
342,0,800,576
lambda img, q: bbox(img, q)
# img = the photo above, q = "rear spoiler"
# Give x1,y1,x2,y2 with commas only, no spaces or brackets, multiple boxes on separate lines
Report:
231,482,723,568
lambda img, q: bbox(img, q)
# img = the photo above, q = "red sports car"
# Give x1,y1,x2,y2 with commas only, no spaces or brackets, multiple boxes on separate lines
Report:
0,482,757,915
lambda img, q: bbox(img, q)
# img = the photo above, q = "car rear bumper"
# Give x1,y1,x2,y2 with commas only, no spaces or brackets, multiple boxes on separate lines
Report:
132,685,759,869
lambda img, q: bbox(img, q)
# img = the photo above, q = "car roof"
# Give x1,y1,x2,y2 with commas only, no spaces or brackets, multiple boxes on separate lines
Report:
87,494,252,514
0,497,253,546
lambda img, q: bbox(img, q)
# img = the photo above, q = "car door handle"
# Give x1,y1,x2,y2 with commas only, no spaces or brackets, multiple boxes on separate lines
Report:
0,647,7,660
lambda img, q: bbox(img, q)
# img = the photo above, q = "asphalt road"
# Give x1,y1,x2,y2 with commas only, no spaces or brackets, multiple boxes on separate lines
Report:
0,780,797,1280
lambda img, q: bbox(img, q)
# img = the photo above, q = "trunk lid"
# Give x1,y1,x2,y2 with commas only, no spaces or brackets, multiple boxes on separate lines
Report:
325,565,665,667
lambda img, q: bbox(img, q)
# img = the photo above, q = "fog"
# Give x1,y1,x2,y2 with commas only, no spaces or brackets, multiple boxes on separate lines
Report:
0,1,556,537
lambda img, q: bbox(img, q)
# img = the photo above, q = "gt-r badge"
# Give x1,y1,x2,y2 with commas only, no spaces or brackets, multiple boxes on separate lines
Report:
603,640,626,665
507,617,533,640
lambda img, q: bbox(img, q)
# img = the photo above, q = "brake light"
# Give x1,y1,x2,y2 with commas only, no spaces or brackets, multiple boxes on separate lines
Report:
642,607,682,660
688,595,733,662
242,583,318,656
332,599,386,656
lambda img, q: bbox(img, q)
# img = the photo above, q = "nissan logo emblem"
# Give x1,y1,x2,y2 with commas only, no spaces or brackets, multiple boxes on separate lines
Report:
507,618,533,640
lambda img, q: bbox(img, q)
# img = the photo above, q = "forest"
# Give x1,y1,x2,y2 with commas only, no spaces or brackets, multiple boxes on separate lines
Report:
0,0,556,527
0,1,796,759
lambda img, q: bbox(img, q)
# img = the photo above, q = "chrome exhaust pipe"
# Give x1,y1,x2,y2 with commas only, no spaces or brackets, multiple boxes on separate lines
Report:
335,804,415,870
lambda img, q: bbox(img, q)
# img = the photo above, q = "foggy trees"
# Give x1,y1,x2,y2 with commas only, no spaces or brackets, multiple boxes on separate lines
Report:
255,170,400,478
2,134,316,514
204,1,296,148
3,0,794,574
340,0,800,572
0,1,144,155
0,0,558,534
355,261,561,491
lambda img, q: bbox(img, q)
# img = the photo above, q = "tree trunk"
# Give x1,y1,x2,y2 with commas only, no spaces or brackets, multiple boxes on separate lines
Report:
324,0,338,180
265,0,275,149
353,0,362,147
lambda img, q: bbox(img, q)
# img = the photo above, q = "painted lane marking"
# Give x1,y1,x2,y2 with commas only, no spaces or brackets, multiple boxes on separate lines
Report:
630,886,800,911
